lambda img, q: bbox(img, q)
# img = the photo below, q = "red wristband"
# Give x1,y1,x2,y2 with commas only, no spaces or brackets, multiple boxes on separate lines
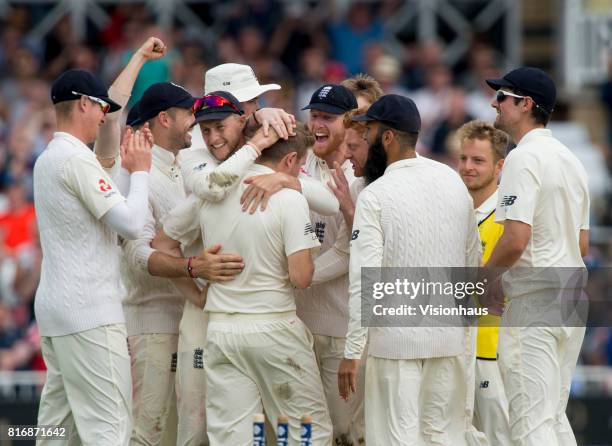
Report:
187,256,197,278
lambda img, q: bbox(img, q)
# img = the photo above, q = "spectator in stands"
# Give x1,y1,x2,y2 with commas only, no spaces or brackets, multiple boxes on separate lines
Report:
370,54,410,96
412,63,454,151
0,180,36,255
329,2,385,74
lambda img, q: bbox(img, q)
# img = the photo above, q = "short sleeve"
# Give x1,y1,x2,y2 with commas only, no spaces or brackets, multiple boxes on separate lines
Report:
62,153,125,220
280,192,320,256
162,194,203,246
495,150,540,225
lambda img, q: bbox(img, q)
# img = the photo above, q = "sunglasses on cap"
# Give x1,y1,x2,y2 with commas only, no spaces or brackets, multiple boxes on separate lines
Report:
192,95,243,115
71,91,110,114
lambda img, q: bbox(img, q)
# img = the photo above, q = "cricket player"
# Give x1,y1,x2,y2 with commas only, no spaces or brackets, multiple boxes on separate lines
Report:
300,76,382,445
485,67,589,446
338,94,482,445
173,63,295,446
153,86,338,445
159,120,333,446
292,83,364,444
34,69,152,445
457,120,513,445
121,82,237,446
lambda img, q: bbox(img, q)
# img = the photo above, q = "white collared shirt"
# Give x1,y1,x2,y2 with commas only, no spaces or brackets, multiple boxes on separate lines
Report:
495,128,590,299
202,163,320,313
495,128,589,270
476,190,498,224
295,150,357,337
34,132,126,336
121,144,187,336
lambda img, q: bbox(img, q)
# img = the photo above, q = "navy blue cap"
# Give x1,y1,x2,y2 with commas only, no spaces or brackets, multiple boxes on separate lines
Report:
352,94,421,133
138,82,197,123
126,101,142,127
51,69,121,113
193,91,244,124
302,84,357,114
486,67,556,114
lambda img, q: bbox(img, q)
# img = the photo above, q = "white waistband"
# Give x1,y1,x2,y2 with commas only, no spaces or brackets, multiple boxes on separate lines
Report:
207,310,297,323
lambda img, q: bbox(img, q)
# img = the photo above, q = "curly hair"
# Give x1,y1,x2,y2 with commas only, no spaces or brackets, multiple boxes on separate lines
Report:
456,120,510,161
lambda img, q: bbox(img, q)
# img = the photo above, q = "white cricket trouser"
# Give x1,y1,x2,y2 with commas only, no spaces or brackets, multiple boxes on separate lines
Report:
37,324,132,446
176,300,209,446
498,324,585,446
473,359,512,446
460,327,490,446
128,333,178,446
365,354,471,446
204,312,333,446
313,334,365,445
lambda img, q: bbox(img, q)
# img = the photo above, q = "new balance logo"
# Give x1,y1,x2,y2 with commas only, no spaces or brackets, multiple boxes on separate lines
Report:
193,348,204,369
500,195,517,207
171,353,177,372
304,223,315,236
194,162,207,171
351,229,360,241
479,380,489,389
315,221,326,243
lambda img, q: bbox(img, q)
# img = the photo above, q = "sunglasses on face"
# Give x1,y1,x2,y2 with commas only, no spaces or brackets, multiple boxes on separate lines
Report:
496,90,550,115
192,95,242,115
495,90,527,103
72,91,110,114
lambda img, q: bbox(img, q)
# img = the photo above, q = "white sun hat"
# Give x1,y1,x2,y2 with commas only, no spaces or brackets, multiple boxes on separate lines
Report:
204,63,281,102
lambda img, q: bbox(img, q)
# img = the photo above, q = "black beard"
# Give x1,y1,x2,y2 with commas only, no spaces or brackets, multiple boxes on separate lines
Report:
363,133,388,185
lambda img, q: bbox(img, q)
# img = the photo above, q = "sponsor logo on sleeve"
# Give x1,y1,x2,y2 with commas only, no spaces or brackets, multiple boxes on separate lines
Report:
304,222,318,242
98,178,112,192
314,221,326,243
193,348,204,369
171,352,177,372
98,178,117,199
500,195,517,207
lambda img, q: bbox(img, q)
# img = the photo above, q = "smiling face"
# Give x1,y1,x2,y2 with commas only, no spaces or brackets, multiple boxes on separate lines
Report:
200,114,245,162
166,107,195,150
344,127,369,177
491,89,525,134
459,137,502,192
308,109,346,159
83,96,107,144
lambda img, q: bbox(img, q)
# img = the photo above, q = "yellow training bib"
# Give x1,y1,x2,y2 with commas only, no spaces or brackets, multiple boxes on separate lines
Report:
477,209,504,359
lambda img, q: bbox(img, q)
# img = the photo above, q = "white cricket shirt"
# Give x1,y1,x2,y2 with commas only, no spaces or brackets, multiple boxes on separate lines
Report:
121,145,187,336
295,150,356,337
34,132,126,336
495,128,590,298
345,156,481,360
168,164,320,314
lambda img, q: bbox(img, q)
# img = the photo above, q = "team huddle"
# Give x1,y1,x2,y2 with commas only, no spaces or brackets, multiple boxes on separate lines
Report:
32,36,589,446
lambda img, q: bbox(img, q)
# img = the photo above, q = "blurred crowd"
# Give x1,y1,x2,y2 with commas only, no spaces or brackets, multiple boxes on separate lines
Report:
0,1,611,373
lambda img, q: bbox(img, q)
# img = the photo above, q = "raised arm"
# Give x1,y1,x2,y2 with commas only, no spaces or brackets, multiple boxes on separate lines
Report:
95,37,167,168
